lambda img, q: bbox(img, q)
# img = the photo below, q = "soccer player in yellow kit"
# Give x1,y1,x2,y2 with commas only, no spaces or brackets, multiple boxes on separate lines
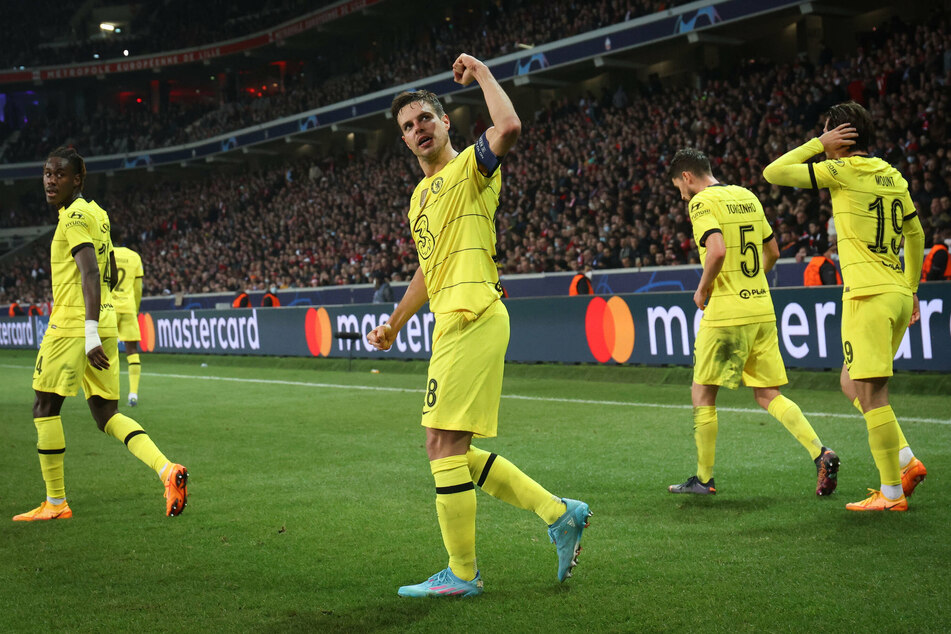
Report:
110,242,145,406
14,147,188,521
367,54,590,597
667,149,839,497
764,101,927,511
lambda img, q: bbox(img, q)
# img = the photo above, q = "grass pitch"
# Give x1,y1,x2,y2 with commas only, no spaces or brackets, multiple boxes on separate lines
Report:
1,349,949,632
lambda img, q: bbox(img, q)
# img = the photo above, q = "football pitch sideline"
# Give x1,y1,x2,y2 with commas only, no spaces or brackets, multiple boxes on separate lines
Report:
1,349,949,632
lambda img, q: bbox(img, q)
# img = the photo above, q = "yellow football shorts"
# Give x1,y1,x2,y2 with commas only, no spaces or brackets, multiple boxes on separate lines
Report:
32,335,120,400
841,292,911,380
421,300,509,438
693,320,788,389
117,312,141,342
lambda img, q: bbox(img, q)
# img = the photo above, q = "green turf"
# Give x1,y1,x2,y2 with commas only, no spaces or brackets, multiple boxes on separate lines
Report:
1,349,949,632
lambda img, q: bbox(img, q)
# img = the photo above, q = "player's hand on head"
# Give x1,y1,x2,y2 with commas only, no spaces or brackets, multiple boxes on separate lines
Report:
87,345,110,370
367,323,394,351
819,123,857,155
452,53,484,86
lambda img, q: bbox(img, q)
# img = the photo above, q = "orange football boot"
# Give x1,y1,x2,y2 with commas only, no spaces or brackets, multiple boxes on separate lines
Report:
164,464,189,517
845,489,907,512
901,457,927,497
13,500,73,521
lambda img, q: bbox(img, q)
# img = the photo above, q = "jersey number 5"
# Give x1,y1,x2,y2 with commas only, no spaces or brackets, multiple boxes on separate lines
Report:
739,224,761,278
867,196,903,255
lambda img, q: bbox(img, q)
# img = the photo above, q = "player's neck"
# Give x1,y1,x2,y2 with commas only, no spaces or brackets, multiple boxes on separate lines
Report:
55,191,83,210
696,176,720,192
419,145,458,178
831,150,869,159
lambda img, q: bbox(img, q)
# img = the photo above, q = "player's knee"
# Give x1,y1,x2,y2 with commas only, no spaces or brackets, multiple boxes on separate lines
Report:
33,392,62,418
87,399,118,431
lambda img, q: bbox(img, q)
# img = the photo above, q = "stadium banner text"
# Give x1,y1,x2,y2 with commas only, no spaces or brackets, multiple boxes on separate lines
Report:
5,285,949,371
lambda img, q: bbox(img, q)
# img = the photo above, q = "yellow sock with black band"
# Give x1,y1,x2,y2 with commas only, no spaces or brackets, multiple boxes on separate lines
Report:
35,416,66,500
127,353,141,395
104,413,169,477
864,405,902,495
466,446,566,525
694,406,717,483
431,455,477,582
767,395,823,460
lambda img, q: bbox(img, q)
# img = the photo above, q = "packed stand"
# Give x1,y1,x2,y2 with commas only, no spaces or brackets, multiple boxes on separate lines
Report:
0,0,327,70
1,14,949,306
0,0,684,163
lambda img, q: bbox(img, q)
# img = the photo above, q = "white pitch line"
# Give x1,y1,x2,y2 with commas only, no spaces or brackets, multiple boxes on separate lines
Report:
2,363,949,425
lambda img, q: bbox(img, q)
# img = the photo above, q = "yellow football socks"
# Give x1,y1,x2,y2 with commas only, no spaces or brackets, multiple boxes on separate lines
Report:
34,416,66,499
864,405,902,487
103,413,169,477
127,353,141,395
431,455,477,582
693,406,717,483
767,395,823,460
466,446,566,525
853,397,911,465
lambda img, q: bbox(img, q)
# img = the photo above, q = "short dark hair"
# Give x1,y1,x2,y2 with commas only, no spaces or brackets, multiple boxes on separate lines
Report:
824,101,872,153
47,146,86,189
668,148,712,180
390,90,446,127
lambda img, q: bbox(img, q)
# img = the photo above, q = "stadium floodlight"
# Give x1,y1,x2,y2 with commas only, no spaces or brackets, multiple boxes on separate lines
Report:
100,23,117,31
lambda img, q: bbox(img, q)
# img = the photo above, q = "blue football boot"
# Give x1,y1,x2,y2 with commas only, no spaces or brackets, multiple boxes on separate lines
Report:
397,567,483,598
547,498,592,582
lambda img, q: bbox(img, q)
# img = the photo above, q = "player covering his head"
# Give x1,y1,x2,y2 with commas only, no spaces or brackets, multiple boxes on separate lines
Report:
764,101,927,511
14,147,188,522
368,54,590,598
668,148,839,497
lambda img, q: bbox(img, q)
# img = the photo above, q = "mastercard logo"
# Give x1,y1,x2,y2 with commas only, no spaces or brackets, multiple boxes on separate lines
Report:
585,296,635,364
138,313,156,352
304,307,333,357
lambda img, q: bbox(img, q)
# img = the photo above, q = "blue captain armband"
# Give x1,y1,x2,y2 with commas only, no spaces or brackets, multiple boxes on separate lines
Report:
474,131,501,177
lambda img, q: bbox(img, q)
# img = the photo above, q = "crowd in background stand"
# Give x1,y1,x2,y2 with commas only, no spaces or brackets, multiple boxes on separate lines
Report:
2,13,949,308
0,0,683,163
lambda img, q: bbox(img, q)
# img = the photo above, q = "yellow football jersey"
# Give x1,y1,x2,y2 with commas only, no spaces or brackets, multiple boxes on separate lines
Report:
111,246,143,314
689,184,775,327
47,197,118,339
811,155,917,299
407,143,503,315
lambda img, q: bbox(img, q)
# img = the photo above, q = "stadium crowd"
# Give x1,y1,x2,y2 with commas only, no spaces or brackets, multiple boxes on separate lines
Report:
0,0,328,70
1,0,684,163
1,12,949,306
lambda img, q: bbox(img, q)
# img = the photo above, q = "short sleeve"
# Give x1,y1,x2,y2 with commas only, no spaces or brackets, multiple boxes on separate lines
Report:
60,208,95,256
136,255,144,277
689,196,721,247
760,207,774,242
811,160,844,190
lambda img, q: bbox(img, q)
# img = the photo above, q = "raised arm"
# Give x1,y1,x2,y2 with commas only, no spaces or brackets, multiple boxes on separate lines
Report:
763,124,857,188
367,266,429,351
452,53,521,157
